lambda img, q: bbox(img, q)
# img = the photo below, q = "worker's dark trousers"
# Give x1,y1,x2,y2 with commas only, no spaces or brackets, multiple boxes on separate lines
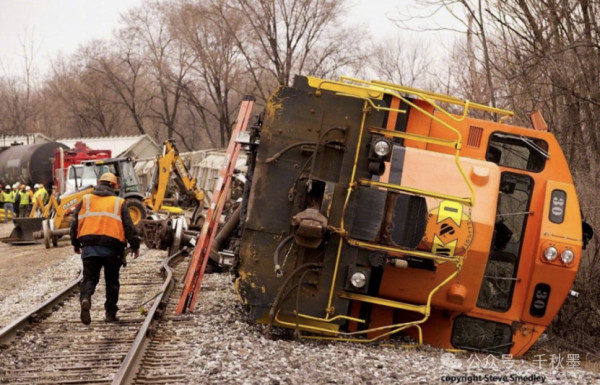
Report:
19,204,30,217
80,255,122,314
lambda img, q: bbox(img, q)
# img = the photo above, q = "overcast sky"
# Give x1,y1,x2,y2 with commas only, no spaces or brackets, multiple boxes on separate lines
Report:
0,0,143,76
0,0,459,78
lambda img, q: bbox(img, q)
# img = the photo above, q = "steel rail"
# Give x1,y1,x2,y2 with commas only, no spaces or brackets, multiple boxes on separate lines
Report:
112,248,187,385
0,270,82,345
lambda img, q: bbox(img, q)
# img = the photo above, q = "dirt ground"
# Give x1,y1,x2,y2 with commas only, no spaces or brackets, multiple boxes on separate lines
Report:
0,221,75,299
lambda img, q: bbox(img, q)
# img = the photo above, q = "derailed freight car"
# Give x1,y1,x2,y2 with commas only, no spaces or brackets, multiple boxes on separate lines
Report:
234,75,593,356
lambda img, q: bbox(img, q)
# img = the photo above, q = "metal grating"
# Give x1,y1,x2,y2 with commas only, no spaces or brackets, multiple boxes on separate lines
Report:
467,126,483,148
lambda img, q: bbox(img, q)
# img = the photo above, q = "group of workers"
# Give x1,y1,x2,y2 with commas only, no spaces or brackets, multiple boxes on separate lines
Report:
0,183,49,222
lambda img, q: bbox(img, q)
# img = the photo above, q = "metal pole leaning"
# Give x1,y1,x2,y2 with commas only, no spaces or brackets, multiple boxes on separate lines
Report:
175,95,255,314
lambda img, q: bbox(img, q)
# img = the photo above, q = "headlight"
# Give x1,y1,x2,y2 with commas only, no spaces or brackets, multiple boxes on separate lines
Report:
544,246,558,261
373,139,391,157
350,272,367,289
561,249,575,264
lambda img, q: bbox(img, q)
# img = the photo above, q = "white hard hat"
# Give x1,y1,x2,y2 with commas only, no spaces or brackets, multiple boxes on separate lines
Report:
34,183,39,188
25,186,31,191
5,185,10,190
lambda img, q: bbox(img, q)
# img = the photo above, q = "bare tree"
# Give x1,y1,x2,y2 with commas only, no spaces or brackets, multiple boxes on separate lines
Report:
367,37,434,89
120,0,195,147
48,55,128,137
83,39,152,136
0,31,39,134
213,0,359,101
171,0,247,147
393,1,500,119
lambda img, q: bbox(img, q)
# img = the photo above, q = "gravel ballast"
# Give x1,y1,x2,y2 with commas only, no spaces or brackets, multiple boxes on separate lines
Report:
1,246,599,384
179,273,600,385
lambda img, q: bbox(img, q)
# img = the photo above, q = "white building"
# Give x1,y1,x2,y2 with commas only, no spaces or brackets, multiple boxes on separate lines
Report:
0,133,53,148
57,134,160,159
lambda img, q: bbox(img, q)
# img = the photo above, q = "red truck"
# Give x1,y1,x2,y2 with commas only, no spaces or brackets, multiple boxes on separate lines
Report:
53,142,111,195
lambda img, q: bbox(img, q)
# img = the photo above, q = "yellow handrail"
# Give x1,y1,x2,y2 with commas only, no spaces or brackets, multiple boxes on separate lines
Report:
358,179,472,206
315,77,476,207
335,92,407,114
345,238,462,265
324,101,370,317
342,76,514,120
274,267,461,344
376,90,476,207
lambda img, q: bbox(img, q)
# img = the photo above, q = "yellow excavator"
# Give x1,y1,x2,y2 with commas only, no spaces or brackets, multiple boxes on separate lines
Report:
143,140,205,222
139,140,206,254
5,141,205,250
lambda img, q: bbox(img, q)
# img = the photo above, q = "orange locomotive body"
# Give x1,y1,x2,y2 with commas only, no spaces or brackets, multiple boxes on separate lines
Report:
235,75,591,356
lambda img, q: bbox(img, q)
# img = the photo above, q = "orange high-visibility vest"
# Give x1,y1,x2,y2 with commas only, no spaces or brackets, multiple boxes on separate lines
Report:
77,194,126,243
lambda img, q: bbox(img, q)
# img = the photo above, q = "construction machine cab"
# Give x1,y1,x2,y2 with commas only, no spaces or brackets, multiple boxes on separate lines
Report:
66,164,99,193
80,157,142,196
80,157,147,224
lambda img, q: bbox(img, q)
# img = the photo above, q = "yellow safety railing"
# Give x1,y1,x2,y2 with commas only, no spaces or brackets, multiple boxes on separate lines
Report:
345,239,462,265
273,267,461,344
311,76,480,206
353,77,515,120
358,179,472,206
330,84,475,207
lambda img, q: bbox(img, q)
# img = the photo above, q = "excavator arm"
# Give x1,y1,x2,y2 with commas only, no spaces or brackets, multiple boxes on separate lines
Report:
47,187,94,229
28,195,47,218
144,140,205,221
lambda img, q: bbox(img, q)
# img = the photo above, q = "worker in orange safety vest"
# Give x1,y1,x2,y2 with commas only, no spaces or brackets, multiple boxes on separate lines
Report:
70,172,140,325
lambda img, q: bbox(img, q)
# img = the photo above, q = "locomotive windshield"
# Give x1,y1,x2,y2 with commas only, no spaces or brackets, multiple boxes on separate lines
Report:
486,132,548,172
477,172,533,312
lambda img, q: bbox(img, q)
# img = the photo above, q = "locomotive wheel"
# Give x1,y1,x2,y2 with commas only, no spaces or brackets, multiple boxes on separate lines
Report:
191,205,205,229
126,199,147,225
168,217,184,257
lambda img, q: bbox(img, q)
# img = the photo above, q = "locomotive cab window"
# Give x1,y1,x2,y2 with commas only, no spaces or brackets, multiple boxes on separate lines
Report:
452,316,513,354
486,133,548,172
477,172,533,312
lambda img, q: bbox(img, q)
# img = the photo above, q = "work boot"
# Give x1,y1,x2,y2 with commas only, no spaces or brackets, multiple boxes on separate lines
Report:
80,298,91,325
104,312,120,322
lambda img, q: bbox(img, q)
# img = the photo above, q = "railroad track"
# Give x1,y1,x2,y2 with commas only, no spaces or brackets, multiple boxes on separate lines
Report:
129,261,196,385
0,248,185,385
129,262,233,384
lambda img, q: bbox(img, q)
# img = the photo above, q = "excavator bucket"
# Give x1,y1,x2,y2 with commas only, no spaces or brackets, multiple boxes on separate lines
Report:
2,218,44,245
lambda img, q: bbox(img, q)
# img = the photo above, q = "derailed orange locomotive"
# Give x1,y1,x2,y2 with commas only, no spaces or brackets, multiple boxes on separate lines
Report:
235,75,593,356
